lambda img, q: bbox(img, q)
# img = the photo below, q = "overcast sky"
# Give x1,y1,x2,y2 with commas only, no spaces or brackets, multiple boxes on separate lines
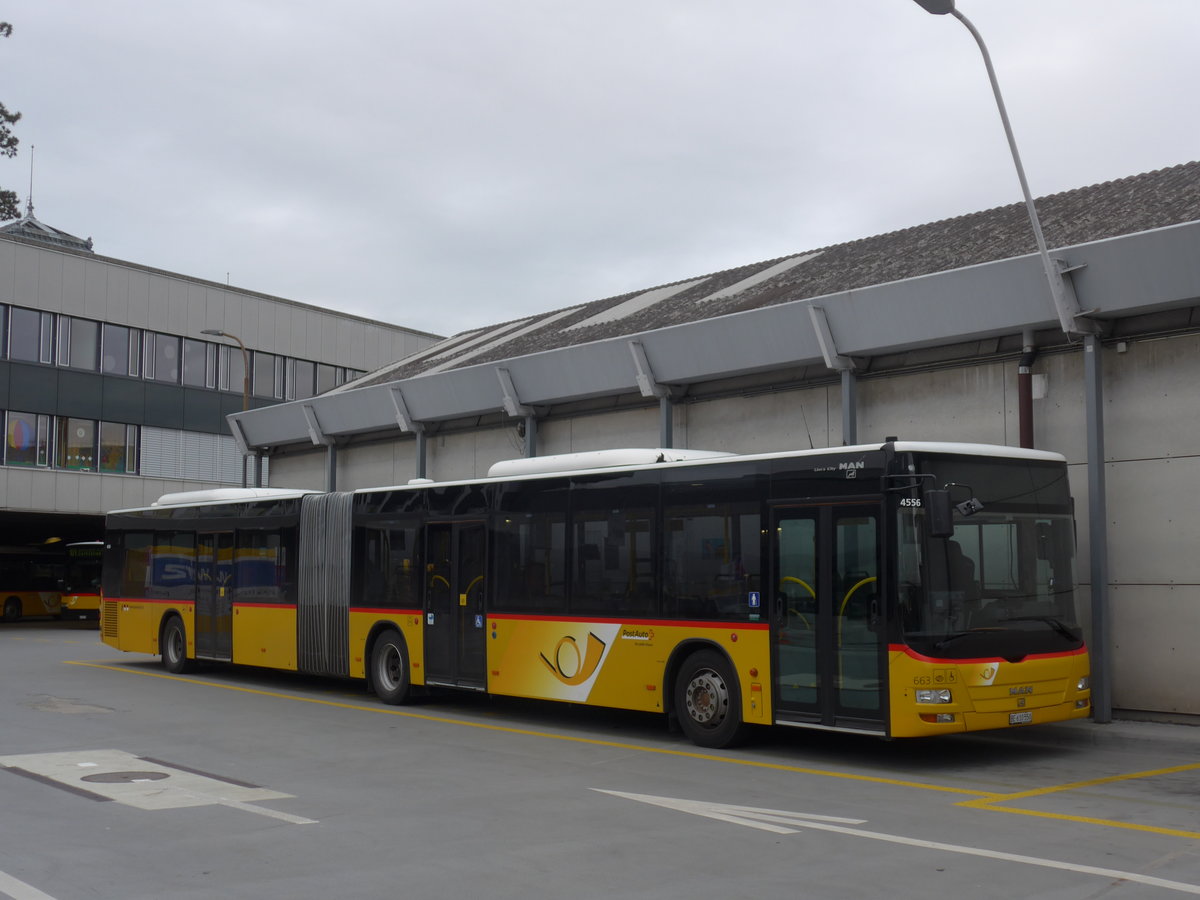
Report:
4,1,1198,338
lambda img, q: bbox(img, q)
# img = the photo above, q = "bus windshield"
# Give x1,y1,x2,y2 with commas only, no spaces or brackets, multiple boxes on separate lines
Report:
897,454,1084,660
64,543,104,593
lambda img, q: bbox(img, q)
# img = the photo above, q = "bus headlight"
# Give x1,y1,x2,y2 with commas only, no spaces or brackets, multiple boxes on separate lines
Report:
1077,676,1090,691
916,689,953,704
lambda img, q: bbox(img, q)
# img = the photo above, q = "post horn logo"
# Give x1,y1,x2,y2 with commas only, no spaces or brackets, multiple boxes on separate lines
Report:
540,632,607,686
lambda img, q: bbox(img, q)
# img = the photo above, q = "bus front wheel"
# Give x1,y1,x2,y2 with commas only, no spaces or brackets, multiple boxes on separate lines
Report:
674,649,746,749
371,630,411,705
162,617,192,674
3,597,20,622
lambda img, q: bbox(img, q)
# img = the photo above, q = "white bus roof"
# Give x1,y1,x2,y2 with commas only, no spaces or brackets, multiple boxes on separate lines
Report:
487,448,735,479
107,443,1066,514
108,488,317,515
358,441,1067,494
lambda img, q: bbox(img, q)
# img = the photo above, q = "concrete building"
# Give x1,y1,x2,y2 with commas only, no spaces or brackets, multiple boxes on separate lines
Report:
233,162,1200,720
0,208,440,544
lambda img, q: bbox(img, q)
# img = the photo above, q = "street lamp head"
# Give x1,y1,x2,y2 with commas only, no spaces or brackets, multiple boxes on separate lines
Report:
201,328,225,337
912,0,956,13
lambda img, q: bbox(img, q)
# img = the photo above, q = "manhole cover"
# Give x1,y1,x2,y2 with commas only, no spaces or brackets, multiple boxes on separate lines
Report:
81,771,170,784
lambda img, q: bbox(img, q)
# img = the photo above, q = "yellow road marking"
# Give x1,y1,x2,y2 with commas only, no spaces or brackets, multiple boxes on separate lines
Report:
959,801,1200,840
67,659,1200,841
66,660,989,797
976,762,1200,802
958,762,1200,840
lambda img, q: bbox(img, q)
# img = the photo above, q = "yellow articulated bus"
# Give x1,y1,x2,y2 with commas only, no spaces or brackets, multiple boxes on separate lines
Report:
1,546,65,622
100,442,1091,747
60,541,105,622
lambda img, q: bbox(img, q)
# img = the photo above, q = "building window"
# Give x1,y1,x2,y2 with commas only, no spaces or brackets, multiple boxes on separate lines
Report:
316,363,341,394
219,344,247,396
56,417,97,470
101,324,141,377
288,359,315,400
99,421,139,474
0,305,7,360
252,351,284,399
8,307,54,363
182,338,216,388
144,332,180,383
4,410,50,466
57,316,101,371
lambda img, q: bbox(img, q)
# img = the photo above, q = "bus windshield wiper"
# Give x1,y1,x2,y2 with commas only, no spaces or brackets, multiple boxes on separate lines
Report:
931,625,1009,651
932,630,976,650
1002,616,1078,640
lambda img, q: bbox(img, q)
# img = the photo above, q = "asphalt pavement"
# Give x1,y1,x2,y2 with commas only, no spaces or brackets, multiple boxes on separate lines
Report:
2,620,1199,899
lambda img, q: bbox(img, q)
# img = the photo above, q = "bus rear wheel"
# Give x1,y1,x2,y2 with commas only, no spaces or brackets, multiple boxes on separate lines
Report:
674,649,746,749
371,629,411,705
161,617,192,674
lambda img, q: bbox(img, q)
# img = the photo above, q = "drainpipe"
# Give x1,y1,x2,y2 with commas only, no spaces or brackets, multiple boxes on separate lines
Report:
1017,331,1037,449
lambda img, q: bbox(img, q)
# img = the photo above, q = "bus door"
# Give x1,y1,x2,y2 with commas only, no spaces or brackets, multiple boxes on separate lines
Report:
771,503,884,731
195,532,235,661
423,522,487,689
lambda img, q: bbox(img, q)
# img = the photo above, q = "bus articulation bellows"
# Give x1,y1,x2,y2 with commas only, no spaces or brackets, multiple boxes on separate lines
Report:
100,441,1091,746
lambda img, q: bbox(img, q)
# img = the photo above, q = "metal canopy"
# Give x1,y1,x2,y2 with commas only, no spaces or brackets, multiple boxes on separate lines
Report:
231,221,1200,451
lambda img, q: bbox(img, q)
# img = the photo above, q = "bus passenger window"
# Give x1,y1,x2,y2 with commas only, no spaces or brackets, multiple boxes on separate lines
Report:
117,533,153,598
571,507,654,616
150,533,195,601
664,501,761,620
493,513,566,614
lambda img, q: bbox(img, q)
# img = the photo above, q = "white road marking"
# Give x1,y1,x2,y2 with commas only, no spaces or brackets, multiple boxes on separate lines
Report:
214,797,318,825
0,868,59,900
1,750,316,825
595,790,1200,896
592,789,866,834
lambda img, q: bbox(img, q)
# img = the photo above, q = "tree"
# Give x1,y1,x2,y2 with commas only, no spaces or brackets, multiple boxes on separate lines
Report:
1,21,22,221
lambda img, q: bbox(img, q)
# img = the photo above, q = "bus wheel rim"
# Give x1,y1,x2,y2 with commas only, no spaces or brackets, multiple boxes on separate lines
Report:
379,644,401,690
685,668,728,727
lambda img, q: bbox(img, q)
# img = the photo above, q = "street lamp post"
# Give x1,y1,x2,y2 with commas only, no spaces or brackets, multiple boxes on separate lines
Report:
911,0,1095,338
202,328,252,487
912,0,1111,724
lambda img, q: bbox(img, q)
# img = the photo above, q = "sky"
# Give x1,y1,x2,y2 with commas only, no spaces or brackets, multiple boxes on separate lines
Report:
3,1,1199,339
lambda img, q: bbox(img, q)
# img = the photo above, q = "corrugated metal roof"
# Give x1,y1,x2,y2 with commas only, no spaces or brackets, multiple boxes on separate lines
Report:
355,162,1200,386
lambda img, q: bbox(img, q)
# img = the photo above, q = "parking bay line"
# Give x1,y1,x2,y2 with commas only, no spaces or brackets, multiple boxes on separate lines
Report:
958,762,1200,840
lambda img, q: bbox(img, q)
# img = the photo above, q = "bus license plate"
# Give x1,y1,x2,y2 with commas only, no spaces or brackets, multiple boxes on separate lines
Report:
1009,711,1033,725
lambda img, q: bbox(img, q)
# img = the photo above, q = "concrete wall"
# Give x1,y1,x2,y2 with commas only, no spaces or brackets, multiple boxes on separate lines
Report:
0,466,244,515
0,237,436,369
266,333,1200,716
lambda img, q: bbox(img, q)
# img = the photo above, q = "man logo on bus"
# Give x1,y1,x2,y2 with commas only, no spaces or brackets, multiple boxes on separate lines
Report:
539,632,607,686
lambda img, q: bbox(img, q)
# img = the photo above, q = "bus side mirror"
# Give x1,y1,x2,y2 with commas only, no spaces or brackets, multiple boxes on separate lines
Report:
927,490,954,538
